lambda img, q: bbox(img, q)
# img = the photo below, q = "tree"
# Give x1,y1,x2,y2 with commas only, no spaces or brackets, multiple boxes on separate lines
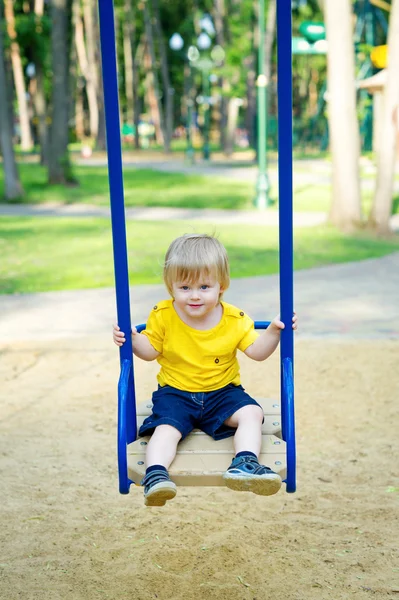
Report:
48,0,74,184
325,0,362,231
32,0,50,165
4,0,34,151
123,0,140,149
369,0,399,233
0,8,24,201
143,0,166,145
152,0,173,152
73,0,99,140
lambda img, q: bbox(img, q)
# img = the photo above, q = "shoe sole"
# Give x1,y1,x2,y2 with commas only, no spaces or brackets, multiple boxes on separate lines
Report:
144,481,177,507
223,473,282,496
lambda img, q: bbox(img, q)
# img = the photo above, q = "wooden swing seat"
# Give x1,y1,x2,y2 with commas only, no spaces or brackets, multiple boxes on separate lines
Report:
127,398,286,486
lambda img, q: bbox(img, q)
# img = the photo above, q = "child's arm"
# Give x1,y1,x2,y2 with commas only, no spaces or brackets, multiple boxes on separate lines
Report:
244,314,297,362
113,324,160,361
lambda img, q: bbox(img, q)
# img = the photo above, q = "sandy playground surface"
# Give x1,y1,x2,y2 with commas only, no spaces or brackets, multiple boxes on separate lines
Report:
1,333,398,600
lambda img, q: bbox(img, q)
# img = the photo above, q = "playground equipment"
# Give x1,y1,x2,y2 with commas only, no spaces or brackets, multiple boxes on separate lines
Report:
97,0,296,495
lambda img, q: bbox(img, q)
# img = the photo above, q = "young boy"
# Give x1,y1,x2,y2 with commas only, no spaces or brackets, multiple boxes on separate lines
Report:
113,233,297,507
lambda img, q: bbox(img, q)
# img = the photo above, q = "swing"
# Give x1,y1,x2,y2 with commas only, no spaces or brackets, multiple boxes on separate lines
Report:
98,0,296,494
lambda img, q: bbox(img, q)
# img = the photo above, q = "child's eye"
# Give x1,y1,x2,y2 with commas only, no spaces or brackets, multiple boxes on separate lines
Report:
181,285,189,291
200,285,209,290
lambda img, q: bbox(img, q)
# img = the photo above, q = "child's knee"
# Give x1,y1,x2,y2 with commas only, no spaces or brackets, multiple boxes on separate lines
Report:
154,423,182,441
237,404,264,424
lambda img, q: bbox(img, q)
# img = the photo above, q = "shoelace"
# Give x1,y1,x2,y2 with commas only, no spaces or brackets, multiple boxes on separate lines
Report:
141,469,170,490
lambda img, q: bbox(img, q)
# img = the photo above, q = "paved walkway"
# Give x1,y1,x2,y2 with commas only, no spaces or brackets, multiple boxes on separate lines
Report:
74,154,399,192
2,202,399,230
1,156,398,341
1,252,398,342
1,154,398,228
0,202,328,227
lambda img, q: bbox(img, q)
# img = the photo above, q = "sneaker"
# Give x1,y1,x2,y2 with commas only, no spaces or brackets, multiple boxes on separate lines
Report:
223,455,282,496
141,469,177,507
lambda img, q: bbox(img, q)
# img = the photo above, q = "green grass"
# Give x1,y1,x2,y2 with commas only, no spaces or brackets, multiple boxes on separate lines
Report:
3,162,397,214
1,216,398,294
1,164,253,210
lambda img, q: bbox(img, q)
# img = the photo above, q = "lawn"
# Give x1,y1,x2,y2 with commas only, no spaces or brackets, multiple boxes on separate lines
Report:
1,216,398,294
1,164,254,210
2,162,397,214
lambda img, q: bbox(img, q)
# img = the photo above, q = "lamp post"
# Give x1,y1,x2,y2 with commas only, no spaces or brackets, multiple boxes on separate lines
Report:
195,32,213,161
170,20,222,163
169,33,196,163
195,42,225,161
255,0,271,209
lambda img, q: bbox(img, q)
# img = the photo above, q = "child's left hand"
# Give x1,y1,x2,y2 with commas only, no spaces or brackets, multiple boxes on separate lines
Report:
270,312,298,333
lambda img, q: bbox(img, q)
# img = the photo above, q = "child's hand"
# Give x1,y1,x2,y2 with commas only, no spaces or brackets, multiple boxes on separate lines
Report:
269,312,298,333
113,324,139,346
113,324,125,346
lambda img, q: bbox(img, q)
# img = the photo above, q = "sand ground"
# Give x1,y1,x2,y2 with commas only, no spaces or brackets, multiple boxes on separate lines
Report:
1,334,398,600
1,253,399,599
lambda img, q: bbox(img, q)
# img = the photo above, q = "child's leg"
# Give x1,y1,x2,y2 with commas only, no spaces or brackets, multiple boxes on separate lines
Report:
224,405,263,456
142,424,182,507
222,405,282,496
146,424,182,469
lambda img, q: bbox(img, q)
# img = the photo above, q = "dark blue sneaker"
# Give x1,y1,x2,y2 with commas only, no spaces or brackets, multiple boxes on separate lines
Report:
223,455,282,496
141,469,177,507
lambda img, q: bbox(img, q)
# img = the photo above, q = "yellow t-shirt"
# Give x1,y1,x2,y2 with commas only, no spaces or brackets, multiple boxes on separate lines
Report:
141,300,259,392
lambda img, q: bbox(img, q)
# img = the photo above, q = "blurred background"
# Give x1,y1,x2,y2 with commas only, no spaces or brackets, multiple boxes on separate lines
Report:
0,0,398,295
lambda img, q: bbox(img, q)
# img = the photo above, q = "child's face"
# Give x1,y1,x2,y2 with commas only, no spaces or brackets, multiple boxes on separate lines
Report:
172,274,224,320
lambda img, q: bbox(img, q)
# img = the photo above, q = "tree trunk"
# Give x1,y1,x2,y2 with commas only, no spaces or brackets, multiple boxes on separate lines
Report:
124,0,140,148
83,0,103,146
75,83,85,140
245,7,257,150
225,98,242,155
4,0,34,152
33,0,50,165
0,11,24,201
143,1,165,145
325,0,362,230
123,0,134,124
369,0,399,233
264,0,276,81
213,0,228,152
151,0,173,152
73,0,99,140
48,0,73,184
96,58,107,150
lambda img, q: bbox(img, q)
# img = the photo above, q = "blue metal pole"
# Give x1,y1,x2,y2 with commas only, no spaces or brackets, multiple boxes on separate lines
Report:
276,0,296,493
98,0,137,456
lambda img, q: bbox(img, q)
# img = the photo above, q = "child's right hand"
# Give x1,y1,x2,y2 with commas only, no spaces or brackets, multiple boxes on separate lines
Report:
113,324,138,346
113,324,125,346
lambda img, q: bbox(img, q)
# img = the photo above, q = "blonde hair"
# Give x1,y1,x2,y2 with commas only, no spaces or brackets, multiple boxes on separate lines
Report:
163,233,230,297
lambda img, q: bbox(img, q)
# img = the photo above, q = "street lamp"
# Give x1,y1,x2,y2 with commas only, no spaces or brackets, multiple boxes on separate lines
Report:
196,32,212,160
169,33,196,163
170,20,223,163
255,0,271,209
194,39,225,161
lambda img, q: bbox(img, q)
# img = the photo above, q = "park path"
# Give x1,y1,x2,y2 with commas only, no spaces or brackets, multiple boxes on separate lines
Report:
0,201,328,227
1,155,398,341
0,252,398,342
1,154,398,227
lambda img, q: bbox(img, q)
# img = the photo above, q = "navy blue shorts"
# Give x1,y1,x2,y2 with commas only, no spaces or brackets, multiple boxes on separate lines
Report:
138,383,262,441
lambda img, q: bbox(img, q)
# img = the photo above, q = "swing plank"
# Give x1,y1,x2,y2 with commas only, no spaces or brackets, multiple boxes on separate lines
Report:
127,398,286,487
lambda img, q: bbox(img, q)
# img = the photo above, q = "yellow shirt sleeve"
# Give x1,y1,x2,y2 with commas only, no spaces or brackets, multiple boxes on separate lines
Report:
237,313,259,352
141,306,165,353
